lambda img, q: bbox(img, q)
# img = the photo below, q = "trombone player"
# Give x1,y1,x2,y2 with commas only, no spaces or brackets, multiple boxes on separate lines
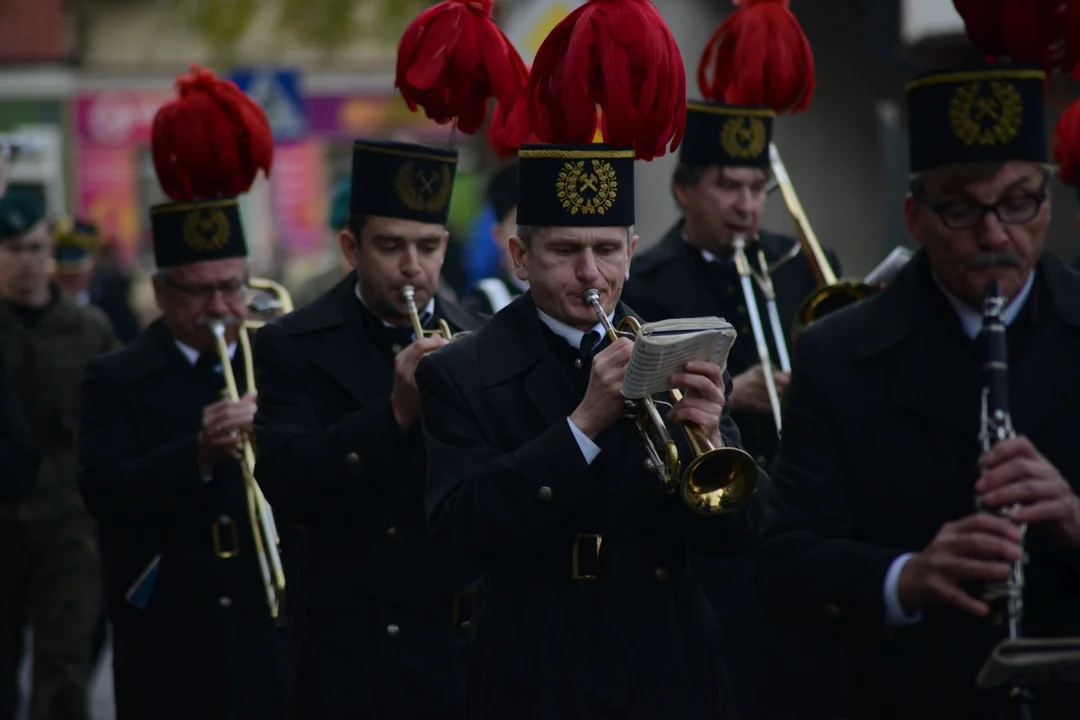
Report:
77,66,289,720
252,138,485,719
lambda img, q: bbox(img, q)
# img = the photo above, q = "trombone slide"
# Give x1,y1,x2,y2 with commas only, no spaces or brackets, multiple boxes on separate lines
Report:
208,321,286,620
733,237,783,432
754,248,792,373
769,143,836,287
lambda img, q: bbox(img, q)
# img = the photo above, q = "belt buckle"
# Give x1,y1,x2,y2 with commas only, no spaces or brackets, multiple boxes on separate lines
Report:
211,516,239,559
572,533,602,580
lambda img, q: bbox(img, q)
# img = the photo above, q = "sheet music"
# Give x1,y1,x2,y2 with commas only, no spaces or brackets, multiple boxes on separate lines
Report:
621,317,737,399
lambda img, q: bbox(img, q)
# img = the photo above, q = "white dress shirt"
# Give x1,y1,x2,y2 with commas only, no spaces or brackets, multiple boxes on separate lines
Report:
535,307,614,465
882,270,1036,627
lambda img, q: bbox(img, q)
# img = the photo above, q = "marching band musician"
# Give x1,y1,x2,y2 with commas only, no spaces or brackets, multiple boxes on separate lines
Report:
251,139,485,719
77,68,289,720
756,64,1080,719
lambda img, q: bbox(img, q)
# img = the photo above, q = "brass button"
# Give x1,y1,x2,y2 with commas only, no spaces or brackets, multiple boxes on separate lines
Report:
654,567,669,581
737,304,747,314
345,452,360,466
538,486,554,501
218,596,232,608
574,358,583,369
823,603,840,622
459,620,472,632
386,526,399,540
386,623,400,637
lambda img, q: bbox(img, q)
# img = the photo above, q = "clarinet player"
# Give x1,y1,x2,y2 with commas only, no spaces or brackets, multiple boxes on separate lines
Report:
755,63,1080,719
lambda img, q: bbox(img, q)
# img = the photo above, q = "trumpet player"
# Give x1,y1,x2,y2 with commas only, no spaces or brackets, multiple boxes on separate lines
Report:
252,138,484,720
77,67,289,720
757,63,1080,719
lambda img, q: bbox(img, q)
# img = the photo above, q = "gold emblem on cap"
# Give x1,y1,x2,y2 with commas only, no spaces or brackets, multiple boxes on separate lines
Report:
720,117,767,159
182,208,231,253
949,81,1022,147
394,162,453,214
556,160,618,216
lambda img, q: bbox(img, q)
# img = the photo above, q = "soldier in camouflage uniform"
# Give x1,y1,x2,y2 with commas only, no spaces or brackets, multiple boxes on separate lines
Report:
0,191,118,720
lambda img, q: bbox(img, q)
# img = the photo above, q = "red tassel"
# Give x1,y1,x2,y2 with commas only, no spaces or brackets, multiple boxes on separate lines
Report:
953,0,1009,59
520,0,686,161
396,0,529,135
1052,98,1080,186
697,0,815,114
151,65,273,202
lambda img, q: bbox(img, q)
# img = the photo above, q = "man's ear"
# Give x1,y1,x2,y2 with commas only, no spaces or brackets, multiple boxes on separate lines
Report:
508,235,529,282
626,234,639,280
340,229,361,269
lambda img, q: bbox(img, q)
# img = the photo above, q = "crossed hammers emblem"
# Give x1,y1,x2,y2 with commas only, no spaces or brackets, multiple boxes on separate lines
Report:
578,173,599,193
416,170,440,198
973,97,1001,122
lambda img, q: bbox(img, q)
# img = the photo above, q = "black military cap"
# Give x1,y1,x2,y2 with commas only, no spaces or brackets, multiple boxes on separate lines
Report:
907,65,1047,173
350,139,458,225
150,197,248,269
0,191,45,243
516,144,635,227
678,101,775,170
52,217,101,273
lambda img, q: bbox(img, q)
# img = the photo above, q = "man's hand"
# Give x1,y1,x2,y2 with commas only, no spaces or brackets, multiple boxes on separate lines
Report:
729,364,790,414
976,436,1080,549
569,338,633,439
668,360,727,447
197,392,257,475
392,336,449,430
897,513,1023,618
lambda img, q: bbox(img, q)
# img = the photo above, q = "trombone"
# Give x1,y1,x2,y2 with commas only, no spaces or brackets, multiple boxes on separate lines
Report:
732,235,784,432
768,143,875,335
582,289,758,515
203,277,294,622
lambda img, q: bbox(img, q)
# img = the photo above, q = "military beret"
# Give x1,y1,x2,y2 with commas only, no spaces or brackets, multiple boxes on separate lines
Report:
0,191,45,242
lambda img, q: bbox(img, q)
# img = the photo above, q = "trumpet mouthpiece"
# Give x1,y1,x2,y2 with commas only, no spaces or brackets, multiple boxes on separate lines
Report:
401,285,416,302
583,289,601,305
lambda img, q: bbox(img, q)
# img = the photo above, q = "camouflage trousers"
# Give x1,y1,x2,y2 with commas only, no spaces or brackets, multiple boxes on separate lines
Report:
0,515,101,720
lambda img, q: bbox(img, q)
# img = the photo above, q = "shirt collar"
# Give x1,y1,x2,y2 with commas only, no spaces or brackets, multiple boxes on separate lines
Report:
174,338,237,366
536,306,614,350
682,230,733,266
355,281,435,329
932,270,1036,340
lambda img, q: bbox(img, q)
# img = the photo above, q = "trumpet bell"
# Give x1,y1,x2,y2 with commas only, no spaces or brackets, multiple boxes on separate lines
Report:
680,447,759,515
793,280,875,335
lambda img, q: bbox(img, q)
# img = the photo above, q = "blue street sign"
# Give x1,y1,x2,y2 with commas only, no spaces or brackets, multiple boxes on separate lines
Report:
228,67,308,142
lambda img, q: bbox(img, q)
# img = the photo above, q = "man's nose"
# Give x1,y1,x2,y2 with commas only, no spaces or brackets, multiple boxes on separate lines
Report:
576,249,602,281
401,246,422,276
979,210,1010,248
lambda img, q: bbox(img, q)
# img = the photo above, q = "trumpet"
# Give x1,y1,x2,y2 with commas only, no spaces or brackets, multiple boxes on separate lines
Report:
768,143,875,335
402,284,454,341
207,317,287,622
732,235,784,432
582,289,758,515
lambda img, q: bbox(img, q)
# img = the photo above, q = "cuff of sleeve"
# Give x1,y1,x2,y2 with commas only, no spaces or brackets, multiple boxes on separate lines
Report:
567,417,601,465
883,552,923,627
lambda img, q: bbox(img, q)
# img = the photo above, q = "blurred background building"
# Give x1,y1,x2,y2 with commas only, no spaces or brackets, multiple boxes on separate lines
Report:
1,0,1078,335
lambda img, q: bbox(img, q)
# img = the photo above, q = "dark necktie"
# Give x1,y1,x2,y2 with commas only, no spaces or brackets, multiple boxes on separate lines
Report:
579,330,602,364
195,352,220,379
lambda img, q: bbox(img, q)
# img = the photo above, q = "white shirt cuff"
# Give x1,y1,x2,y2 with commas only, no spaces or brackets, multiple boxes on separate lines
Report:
883,552,922,627
567,418,601,465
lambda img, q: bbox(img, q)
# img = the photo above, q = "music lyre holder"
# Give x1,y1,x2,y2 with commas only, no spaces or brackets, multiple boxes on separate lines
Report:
977,637,1080,699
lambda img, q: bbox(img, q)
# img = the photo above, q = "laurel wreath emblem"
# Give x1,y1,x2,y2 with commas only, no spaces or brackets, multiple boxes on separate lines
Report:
720,117,767,159
394,162,453,214
182,208,231,253
556,160,618,216
948,81,1023,148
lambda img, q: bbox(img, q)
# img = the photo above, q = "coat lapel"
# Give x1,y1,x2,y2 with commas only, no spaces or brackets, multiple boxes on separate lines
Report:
308,279,393,406
1009,254,1080,437
134,322,210,431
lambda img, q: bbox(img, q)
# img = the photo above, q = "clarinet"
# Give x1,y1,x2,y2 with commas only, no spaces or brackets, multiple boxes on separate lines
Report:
975,279,1026,642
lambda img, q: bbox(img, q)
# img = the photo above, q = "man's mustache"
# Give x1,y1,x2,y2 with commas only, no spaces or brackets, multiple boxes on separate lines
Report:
966,252,1023,270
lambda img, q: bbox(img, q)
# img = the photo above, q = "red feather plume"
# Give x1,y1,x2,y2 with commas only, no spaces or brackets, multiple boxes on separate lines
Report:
396,0,529,135
487,93,536,159
953,0,1009,59
513,0,686,161
954,0,1073,76
697,0,815,114
1052,98,1080,186
151,65,273,202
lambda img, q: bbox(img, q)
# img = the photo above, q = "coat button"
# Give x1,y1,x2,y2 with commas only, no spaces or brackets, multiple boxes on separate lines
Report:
823,603,840,623
726,286,735,296
345,452,360,475
756,455,768,468
386,526,399,540
574,358,583,369
737,304,747,314
740,325,751,335
537,486,553,501
218,596,232,608
654,567,669,581
386,623,400,637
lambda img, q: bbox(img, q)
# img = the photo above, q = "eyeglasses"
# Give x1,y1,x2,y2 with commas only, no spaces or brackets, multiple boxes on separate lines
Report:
926,191,1047,231
165,276,248,303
